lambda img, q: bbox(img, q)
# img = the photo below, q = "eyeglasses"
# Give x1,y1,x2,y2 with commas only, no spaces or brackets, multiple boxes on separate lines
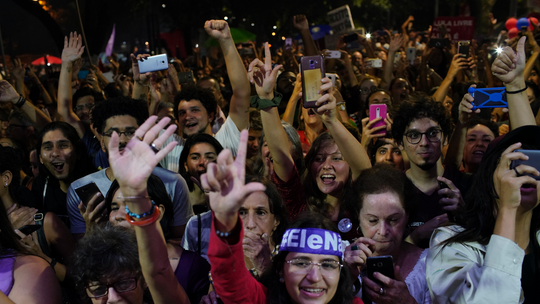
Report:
85,277,139,298
286,258,342,277
360,86,377,94
74,103,94,112
102,130,136,138
404,129,442,144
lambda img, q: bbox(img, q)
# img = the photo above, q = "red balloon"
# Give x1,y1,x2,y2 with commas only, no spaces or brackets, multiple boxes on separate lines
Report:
529,17,538,31
508,27,519,39
506,18,518,30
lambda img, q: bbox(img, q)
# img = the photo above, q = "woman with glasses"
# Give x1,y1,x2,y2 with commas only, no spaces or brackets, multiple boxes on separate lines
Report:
203,130,363,304
345,164,430,304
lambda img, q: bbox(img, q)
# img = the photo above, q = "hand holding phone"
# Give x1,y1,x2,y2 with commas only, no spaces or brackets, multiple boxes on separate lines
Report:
511,149,540,180
369,104,387,136
138,54,169,74
366,255,394,283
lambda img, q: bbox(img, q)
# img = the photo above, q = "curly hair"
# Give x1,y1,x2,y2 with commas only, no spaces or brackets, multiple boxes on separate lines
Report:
72,87,104,110
70,225,149,303
173,84,217,123
259,211,353,304
391,93,452,146
90,96,149,134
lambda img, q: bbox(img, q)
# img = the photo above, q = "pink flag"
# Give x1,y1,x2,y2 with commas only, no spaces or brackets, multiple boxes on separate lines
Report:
105,24,116,56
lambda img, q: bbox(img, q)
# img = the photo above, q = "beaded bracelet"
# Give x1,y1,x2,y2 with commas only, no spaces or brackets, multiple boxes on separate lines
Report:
126,206,160,226
125,200,156,219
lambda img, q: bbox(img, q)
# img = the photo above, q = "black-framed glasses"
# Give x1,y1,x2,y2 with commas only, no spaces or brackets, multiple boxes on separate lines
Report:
85,277,139,298
102,130,136,138
74,103,94,112
286,258,342,277
404,129,442,144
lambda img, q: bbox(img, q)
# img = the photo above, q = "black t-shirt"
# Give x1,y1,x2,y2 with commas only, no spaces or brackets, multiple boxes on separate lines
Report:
31,174,69,227
406,164,467,229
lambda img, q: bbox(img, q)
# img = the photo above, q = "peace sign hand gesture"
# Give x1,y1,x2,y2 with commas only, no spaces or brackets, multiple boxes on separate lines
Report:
248,42,282,100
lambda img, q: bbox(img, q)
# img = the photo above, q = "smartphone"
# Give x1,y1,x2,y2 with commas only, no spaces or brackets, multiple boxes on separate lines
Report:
458,41,471,58
343,33,357,44
285,38,292,50
406,47,416,64
468,87,507,110
394,52,401,65
511,150,540,180
138,54,169,74
365,58,383,68
326,73,338,87
367,255,394,282
301,55,325,108
177,71,194,83
369,104,387,136
75,182,103,207
18,225,42,236
78,70,90,79
428,38,450,49
325,50,342,59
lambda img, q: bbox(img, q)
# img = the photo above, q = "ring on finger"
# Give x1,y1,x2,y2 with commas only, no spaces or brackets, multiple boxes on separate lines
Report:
150,143,160,153
514,167,520,176
379,287,385,295
136,135,144,141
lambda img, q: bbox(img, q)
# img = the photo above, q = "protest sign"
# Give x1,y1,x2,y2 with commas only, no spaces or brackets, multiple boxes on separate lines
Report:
431,17,475,41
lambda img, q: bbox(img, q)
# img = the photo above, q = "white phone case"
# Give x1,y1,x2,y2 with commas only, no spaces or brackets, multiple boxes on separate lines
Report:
138,54,169,74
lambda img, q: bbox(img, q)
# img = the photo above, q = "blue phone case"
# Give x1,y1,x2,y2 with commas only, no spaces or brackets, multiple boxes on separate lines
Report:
468,87,507,110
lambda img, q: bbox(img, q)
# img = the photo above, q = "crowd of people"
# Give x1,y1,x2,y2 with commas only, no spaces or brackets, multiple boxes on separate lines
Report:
0,12,539,304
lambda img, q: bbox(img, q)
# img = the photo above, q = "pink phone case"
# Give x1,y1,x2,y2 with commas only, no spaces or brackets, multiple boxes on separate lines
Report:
369,104,387,136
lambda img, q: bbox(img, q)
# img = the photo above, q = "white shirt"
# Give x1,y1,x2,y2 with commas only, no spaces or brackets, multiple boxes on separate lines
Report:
159,116,241,172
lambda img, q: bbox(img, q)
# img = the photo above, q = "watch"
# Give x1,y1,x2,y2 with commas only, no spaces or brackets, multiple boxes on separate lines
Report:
336,102,346,111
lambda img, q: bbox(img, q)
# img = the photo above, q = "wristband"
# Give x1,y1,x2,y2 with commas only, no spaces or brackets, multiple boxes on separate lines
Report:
14,95,26,108
119,195,151,201
250,91,283,110
125,200,156,219
126,206,160,226
505,85,528,94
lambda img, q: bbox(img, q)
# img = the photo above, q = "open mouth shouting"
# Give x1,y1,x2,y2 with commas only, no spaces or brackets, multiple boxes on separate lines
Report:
184,120,199,132
320,173,336,184
51,161,65,173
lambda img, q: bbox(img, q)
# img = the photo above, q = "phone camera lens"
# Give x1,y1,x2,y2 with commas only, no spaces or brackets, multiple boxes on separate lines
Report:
162,61,165,63
309,60,314,64
377,262,383,267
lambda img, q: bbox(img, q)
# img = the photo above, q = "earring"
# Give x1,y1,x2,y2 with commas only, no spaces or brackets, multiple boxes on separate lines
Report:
279,278,284,283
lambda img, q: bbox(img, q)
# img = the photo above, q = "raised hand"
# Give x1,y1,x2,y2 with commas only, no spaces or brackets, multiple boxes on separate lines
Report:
201,130,266,231
248,43,282,99
62,32,85,64
0,80,19,103
458,84,480,124
314,77,337,123
492,36,526,84
389,34,404,53
78,192,107,229
494,142,539,210
447,54,469,77
130,53,151,85
11,58,25,82
361,117,386,148
204,20,232,42
108,116,178,195
293,15,309,31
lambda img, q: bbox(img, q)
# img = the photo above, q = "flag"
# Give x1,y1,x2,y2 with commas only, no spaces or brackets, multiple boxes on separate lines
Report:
105,24,116,56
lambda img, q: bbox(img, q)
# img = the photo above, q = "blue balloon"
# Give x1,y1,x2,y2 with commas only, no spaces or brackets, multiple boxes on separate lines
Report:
517,17,530,30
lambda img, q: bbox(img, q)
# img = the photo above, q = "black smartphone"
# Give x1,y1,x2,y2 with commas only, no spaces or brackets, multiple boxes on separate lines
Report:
343,33,357,44
177,71,194,83
367,256,394,283
511,150,540,180
428,38,450,49
458,41,470,58
301,55,325,108
468,87,507,110
19,225,42,236
75,182,103,207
